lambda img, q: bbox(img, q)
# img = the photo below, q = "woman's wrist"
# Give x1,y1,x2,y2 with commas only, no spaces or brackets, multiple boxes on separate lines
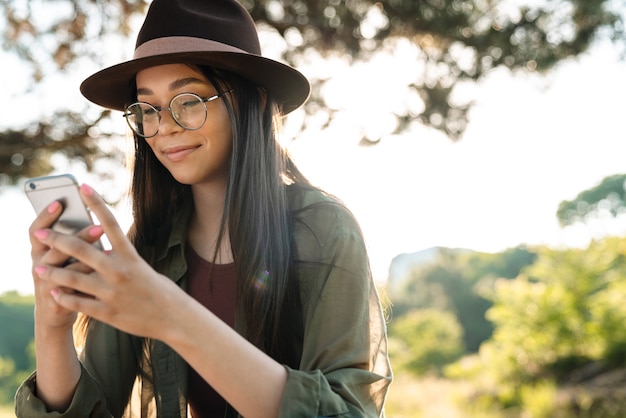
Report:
33,323,81,412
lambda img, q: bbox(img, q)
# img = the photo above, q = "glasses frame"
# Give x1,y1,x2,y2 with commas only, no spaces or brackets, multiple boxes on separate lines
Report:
123,90,234,138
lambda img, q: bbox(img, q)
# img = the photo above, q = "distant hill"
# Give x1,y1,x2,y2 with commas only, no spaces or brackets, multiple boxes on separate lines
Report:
387,246,473,298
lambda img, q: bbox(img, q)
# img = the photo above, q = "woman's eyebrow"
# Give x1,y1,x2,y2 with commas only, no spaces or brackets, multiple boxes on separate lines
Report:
168,77,208,91
136,77,208,96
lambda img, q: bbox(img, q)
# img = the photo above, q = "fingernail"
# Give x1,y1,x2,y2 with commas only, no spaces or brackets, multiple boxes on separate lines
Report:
47,201,61,214
88,225,104,237
34,265,47,276
50,288,60,298
80,183,94,196
34,229,49,240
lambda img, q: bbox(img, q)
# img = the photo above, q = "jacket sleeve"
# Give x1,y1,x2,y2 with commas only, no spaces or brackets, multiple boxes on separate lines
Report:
278,199,392,417
14,321,140,418
15,365,113,418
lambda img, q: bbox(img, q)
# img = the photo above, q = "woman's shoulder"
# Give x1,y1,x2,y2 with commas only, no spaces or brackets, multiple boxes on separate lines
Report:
286,184,366,259
286,182,332,207
287,184,358,229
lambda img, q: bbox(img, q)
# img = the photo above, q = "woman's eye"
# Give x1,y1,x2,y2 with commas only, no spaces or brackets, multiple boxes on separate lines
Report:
182,100,201,108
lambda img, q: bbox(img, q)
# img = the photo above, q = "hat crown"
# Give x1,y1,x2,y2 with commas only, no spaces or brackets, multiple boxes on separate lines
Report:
80,0,310,113
136,0,261,55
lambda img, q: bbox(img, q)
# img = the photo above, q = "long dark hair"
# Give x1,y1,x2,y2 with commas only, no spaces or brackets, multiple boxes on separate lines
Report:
127,66,311,364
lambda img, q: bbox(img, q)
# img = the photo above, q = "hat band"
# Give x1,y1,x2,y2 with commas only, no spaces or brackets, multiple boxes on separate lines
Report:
133,36,249,59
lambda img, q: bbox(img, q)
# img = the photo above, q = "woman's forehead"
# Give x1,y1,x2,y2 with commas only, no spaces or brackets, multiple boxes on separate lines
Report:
135,64,214,96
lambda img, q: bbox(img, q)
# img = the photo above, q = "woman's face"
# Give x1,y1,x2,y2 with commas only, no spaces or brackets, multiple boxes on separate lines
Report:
135,63,233,187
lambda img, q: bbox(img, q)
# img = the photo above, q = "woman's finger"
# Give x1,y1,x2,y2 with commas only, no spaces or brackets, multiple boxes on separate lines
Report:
35,264,101,299
40,224,106,267
64,260,97,275
78,184,129,250
29,200,63,252
33,228,104,270
49,286,105,317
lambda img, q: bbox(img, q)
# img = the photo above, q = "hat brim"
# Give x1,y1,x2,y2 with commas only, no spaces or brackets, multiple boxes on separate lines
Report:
80,44,310,114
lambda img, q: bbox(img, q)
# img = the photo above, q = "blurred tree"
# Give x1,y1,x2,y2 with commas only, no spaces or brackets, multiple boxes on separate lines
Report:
0,292,35,404
557,173,626,227
1,0,624,184
0,292,35,372
456,238,626,414
482,237,626,384
0,355,18,404
396,256,492,352
388,308,465,376
392,246,535,352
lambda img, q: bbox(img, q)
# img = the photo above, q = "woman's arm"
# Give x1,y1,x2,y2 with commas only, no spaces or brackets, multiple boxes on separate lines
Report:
18,193,142,417
163,295,288,418
17,327,139,418
26,199,104,411
32,322,81,411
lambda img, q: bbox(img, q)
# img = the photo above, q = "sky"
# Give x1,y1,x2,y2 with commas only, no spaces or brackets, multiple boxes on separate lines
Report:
2,29,626,295
287,39,626,282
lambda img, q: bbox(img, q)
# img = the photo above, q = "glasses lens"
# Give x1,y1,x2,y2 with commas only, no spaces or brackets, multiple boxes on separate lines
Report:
126,103,160,137
171,94,207,130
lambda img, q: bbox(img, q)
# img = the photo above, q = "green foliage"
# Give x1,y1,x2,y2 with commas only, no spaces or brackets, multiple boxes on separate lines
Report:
0,292,35,405
392,246,536,352
557,173,626,227
519,379,559,418
1,1,625,183
389,308,464,376
0,356,17,404
469,236,626,416
491,238,626,380
464,246,537,281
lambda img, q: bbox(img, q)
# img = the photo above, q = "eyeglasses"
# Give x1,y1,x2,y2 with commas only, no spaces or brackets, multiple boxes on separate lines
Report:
123,90,233,138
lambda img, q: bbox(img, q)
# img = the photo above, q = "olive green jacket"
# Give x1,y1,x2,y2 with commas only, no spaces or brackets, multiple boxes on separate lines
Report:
15,186,392,417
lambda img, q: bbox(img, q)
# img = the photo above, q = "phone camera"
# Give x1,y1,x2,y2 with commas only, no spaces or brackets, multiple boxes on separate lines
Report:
28,182,37,190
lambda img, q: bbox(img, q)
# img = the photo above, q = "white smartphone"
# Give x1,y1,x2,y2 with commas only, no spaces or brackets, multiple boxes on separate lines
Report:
24,174,102,248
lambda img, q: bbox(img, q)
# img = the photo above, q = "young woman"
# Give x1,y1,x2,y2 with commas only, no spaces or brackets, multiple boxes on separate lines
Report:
16,1,392,417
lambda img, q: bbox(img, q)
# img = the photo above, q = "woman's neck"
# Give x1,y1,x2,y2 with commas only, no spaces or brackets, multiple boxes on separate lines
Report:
188,182,233,264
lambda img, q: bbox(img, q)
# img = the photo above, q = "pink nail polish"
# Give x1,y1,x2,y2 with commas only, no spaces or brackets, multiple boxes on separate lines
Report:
34,265,47,276
80,183,94,196
50,289,60,298
89,225,104,237
34,229,49,240
47,200,61,214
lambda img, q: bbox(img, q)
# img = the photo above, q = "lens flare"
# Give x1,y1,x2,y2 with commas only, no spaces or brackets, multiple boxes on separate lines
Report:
255,270,270,291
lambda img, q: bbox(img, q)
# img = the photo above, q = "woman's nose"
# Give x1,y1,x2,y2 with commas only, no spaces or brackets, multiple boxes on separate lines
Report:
158,108,183,136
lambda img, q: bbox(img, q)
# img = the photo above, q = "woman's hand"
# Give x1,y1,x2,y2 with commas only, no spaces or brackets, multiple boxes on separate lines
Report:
32,184,183,340
29,199,104,331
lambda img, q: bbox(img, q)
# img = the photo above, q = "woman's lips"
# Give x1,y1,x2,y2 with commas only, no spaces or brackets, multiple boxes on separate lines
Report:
163,145,198,162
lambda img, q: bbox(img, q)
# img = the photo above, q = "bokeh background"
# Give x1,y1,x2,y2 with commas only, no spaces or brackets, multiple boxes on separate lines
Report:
2,1,626,416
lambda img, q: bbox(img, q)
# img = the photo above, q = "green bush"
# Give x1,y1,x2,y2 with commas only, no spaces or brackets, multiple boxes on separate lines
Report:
448,237,626,416
0,292,35,405
389,308,465,376
482,238,626,384
392,246,536,353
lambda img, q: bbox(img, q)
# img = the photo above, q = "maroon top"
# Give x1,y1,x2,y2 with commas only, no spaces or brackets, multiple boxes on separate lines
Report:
185,245,237,418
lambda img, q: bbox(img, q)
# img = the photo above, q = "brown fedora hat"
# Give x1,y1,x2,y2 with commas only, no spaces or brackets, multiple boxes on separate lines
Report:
80,0,310,114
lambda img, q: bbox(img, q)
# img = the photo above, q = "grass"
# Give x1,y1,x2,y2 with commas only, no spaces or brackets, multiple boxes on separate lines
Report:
385,372,471,418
